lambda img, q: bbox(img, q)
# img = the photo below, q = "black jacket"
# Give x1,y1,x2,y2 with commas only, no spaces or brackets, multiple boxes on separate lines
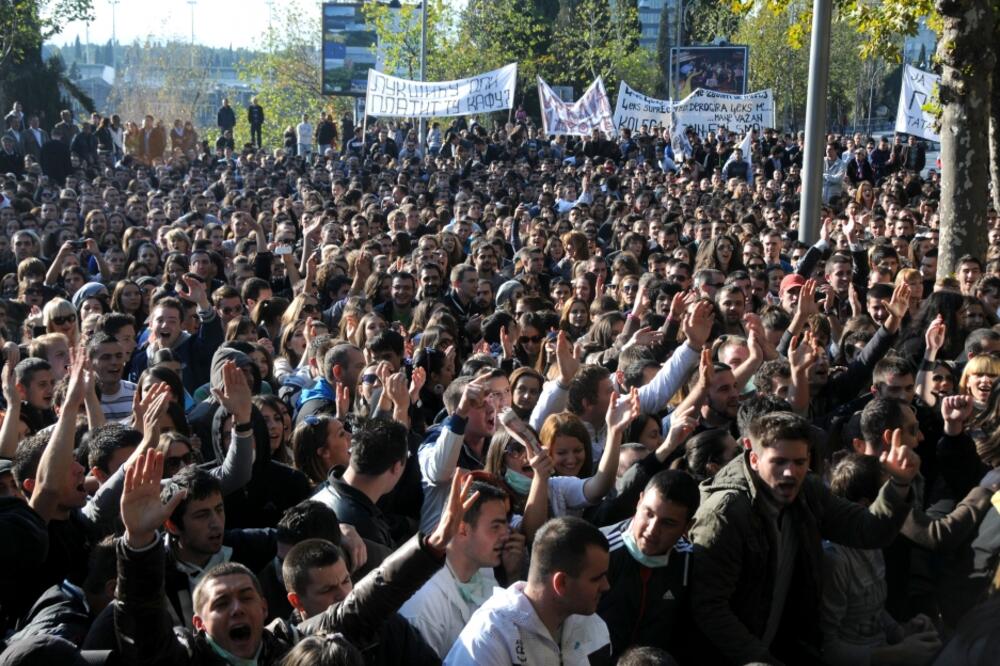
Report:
248,104,265,126
113,531,445,665
0,498,48,632
598,521,691,660
7,582,92,647
217,106,236,130
313,467,394,548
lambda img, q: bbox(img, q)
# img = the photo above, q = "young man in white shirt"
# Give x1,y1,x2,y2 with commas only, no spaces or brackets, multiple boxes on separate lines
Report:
88,331,136,422
445,516,611,665
400,481,525,657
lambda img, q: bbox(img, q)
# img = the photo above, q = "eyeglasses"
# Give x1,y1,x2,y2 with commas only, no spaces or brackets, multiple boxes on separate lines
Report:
50,314,76,326
519,335,542,344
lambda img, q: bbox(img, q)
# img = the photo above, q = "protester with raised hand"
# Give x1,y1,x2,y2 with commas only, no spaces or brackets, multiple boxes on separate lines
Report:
115,452,480,665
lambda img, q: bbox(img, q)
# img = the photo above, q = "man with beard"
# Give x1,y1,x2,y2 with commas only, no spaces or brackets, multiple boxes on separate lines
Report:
688,411,918,665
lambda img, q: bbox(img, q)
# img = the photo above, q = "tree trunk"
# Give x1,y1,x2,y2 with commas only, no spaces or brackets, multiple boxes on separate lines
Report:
935,0,996,279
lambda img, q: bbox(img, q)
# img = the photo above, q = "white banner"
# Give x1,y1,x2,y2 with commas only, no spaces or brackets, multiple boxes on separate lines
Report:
894,65,940,142
672,88,775,136
612,81,674,133
538,76,615,137
364,64,517,118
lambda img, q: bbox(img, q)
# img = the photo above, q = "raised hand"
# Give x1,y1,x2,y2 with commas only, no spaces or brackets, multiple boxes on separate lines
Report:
924,315,946,358
408,365,426,403
64,349,89,412
335,382,351,420
884,282,911,333
339,524,368,573
797,278,819,318
1,347,20,407
555,330,580,386
385,370,410,407
210,360,252,424
695,347,715,392
179,275,209,309
500,530,526,579
121,450,187,548
427,469,480,552
880,428,920,485
528,448,555,480
789,332,818,376
456,373,490,418
941,395,974,434
500,325,514,359
682,300,715,349
668,290,695,322
659,402,698,461
606,387,640,434
629,326,663,349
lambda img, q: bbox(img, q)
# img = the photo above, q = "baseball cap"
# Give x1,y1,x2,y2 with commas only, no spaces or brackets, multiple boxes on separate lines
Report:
0,458,12,476
779,274,806,296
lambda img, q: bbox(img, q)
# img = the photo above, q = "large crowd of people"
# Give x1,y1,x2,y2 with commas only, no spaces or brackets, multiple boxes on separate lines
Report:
0,94,999,666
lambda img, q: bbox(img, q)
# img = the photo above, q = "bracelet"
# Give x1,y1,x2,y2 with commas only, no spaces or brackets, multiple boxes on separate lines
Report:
234,421,253,433
919,358,936,371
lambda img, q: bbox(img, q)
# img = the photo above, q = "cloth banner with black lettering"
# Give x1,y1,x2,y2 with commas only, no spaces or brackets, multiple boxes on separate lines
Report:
671,88,775,136
894,65,940,142
537,76,615,137
364,64,517,118
612,81,674,133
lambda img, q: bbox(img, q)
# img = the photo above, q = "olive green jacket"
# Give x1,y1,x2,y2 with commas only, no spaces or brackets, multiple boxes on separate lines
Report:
688,453,912,665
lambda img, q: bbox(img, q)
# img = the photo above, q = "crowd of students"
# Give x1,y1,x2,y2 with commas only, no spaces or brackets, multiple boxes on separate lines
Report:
0,98,1000,665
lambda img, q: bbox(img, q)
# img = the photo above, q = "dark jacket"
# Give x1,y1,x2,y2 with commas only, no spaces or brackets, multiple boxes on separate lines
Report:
39,138,72,185
217,105,236,131
598,520,691,659
163,529,276,628
6,582,92,647
688,453,912,665
130,312,224,392
248,104,265,127
113,531,445,666
313,467,394,548
0,498,49,632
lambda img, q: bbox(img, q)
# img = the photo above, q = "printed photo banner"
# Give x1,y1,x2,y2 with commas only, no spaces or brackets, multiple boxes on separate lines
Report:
537,76,615,137
364,63,517,118
894,65,940,142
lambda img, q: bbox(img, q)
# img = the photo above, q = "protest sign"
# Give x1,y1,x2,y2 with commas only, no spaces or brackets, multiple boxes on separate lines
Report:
612,81,674,133
671,88,775,136
364,64,517,118
538,76,615,137
894,65,940,142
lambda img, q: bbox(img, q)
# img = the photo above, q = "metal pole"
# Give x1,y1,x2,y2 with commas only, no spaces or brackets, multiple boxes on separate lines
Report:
109,0,118,69
797,0,833,245
188,0,196,68
418,0,428,152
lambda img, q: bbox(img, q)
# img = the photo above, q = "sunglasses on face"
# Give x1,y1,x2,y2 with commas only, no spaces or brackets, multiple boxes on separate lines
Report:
519,335,542,344
50,314,76,326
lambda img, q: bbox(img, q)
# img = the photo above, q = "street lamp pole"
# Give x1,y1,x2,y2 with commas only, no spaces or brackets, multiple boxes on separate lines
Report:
797,0,833,244
188,0,196,68
418,0,428,152
108,0,119,69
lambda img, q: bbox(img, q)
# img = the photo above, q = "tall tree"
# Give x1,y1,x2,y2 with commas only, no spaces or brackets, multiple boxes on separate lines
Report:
236,0,351,148
934,0,995,276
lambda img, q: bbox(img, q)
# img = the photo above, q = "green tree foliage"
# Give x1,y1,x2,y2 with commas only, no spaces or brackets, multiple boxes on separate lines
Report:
361,0,453,81
547,0,656,94
685,0,741,43
236,0,350,149
0,0,95,124
0,0,93,66
735,4,868,129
